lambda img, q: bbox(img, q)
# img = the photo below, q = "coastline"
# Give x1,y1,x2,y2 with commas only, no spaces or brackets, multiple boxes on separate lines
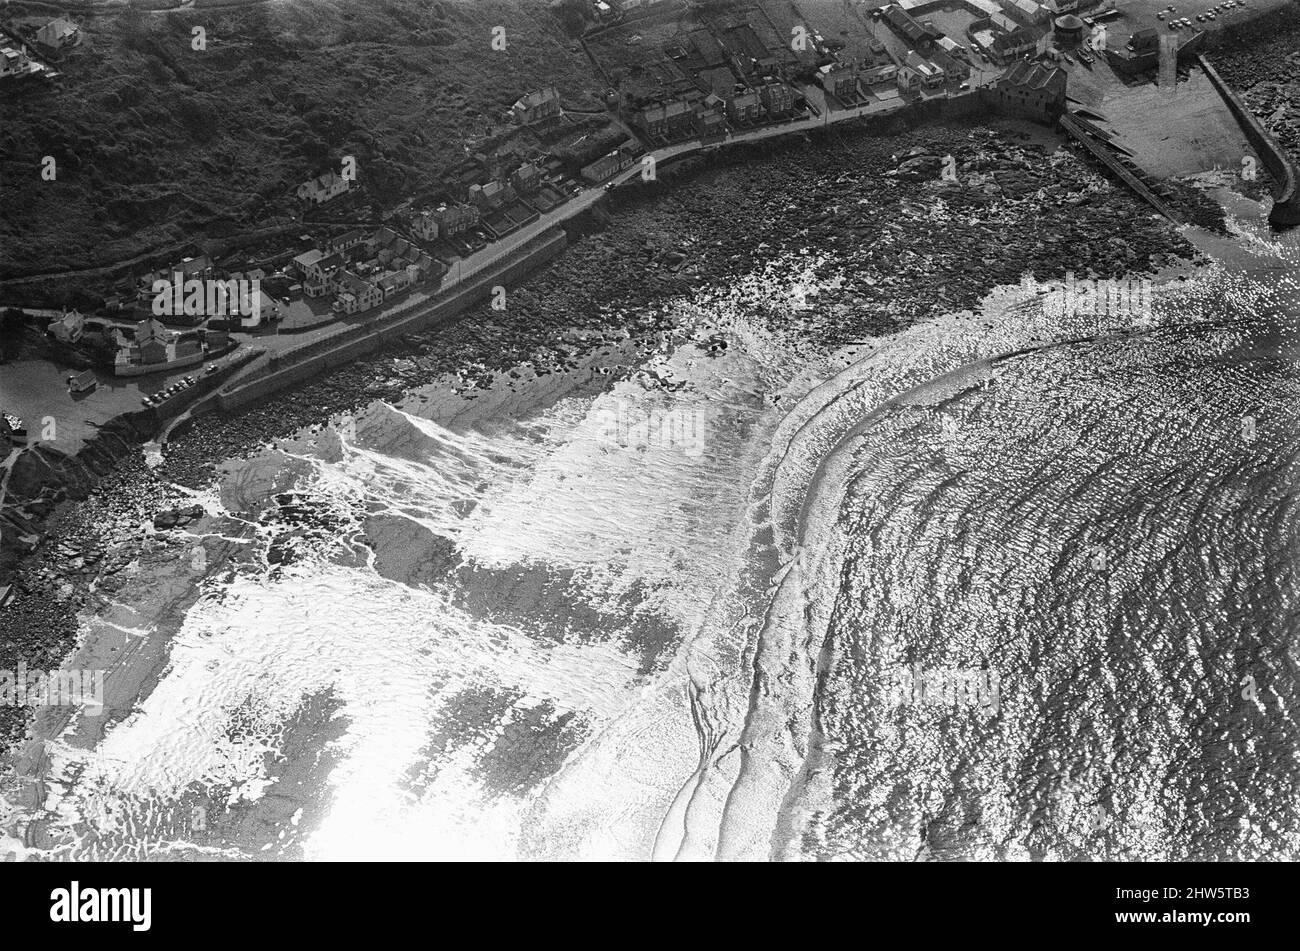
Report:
2,96,1295,856
658,201,1286,860
0,114,1215,740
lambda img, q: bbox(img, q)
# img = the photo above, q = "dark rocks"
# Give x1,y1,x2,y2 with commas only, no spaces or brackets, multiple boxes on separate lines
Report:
150,502,204,532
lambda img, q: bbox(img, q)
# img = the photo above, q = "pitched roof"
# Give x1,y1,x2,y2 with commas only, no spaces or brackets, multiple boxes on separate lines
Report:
38,17,77,43
175,255,211,277
514,87,559,110
338,271,376,295
331,228,365,246
998,60,1066,97
135,318,169,346
305,169,344,191
881,4,943,45
311,251,344,273
905,51,943,76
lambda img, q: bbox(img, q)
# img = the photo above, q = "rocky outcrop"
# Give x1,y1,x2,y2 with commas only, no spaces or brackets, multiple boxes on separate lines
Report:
0,412,154,584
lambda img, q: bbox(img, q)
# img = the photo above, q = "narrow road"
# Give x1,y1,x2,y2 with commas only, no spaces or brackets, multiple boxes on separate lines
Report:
0,82,955,298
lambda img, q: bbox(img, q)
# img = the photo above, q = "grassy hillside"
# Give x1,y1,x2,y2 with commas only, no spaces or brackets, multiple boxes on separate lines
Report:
0,0,601,279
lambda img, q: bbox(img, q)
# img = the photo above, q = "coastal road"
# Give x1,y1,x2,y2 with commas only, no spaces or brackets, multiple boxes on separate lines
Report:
237,85,950,364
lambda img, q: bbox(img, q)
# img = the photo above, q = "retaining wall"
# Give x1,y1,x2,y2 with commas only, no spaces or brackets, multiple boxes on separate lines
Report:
1198,53,1300,227
215,227,568,411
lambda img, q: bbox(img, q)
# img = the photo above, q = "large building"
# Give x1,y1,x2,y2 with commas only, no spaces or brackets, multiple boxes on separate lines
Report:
35,17,79,52
983,60,1066,121
296,169,351,205
333,272,383,315
47,309,86,345
412,201,480,241
816,65,861,102
726,89,763,122
759,82,796,118
999,0,1051,27
512,88,561,125
134,318,171,365
880,5,944,52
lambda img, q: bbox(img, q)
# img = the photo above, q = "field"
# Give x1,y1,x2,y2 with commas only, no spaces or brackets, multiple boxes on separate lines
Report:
0,0,602,282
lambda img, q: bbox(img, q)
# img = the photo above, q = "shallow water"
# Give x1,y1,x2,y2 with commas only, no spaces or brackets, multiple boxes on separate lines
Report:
8,199,1299,861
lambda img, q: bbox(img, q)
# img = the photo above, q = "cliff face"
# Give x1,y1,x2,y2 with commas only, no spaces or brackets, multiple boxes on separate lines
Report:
0,412,154,584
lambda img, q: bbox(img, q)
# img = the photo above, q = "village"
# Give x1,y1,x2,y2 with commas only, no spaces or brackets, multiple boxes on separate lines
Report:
0,14,76,82
1,0,1293,477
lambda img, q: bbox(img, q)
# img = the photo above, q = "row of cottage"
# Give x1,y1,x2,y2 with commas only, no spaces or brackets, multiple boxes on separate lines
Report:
624,0,1051,136
629,80,798,142
293,227,446,315
407,157,554,241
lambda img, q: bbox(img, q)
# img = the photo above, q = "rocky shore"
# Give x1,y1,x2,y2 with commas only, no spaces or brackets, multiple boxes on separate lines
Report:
155,118,1205,476
1209,2,1300,154
0,113,1217,749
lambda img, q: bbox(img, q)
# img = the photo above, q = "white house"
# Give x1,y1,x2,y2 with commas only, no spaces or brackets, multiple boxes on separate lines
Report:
47,309,85,344
905,51,945,88
35,17,80,52
296,169,351,205
0,45,31,78
896,66,922,92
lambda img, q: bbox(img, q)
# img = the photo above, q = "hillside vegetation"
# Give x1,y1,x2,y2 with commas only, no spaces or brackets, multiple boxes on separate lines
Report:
0,0,601,279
